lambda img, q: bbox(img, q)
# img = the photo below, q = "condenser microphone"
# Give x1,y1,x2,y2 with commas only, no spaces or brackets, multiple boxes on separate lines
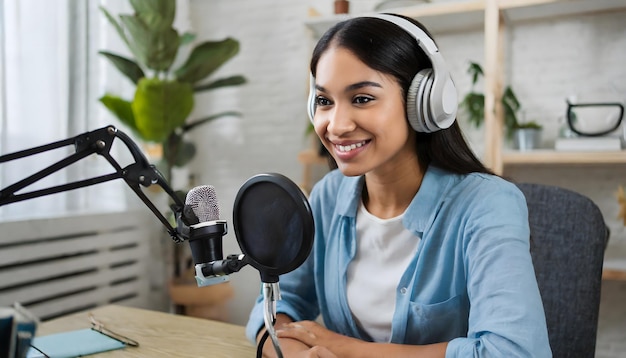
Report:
184,185,232,287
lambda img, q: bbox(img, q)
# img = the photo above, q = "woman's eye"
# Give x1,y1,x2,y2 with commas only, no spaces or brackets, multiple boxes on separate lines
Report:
354,95,373,104
315,96,331,107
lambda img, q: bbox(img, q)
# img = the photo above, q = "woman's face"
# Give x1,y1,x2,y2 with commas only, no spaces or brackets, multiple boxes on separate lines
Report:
312,46,417,177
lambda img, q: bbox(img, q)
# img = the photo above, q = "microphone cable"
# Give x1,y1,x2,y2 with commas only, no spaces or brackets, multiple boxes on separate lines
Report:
256,318,275,358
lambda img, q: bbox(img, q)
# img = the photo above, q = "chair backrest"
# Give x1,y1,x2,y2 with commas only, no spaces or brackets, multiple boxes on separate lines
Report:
516,183,609,358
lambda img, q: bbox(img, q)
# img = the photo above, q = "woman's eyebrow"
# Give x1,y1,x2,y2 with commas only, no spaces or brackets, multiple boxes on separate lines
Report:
315,81,383,93
346,81,382,91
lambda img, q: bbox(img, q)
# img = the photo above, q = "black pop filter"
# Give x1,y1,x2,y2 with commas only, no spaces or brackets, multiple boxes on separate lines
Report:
233,173,314,283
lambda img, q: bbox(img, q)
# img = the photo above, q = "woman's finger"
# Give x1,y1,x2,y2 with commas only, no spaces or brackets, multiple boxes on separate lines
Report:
309,346,338,358
277,325,317,343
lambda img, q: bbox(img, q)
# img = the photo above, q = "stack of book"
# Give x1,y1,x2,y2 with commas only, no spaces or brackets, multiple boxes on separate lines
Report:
554,136,623,151
0,303,38,358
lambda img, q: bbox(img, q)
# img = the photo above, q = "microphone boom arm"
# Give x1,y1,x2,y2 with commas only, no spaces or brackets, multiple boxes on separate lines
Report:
1,129,296,356
0,125,185,242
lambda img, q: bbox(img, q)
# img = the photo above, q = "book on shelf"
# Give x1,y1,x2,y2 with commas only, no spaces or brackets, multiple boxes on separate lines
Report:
554,136,623,152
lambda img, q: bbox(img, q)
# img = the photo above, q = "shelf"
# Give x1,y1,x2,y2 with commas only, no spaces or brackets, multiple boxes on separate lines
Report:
305,0,626,38
604,243,626,281
501,0,626,24
502,149,626,165
603,269,626,281
305,0,485,37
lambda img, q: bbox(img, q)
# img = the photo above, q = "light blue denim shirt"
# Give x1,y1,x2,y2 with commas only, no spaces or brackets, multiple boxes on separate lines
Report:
246,166,552,357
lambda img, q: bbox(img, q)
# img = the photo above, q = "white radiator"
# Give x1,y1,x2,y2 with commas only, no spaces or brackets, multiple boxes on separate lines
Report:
0,210,160,321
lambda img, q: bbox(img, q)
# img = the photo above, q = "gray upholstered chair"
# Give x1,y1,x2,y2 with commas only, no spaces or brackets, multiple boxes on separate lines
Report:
516,183,609,358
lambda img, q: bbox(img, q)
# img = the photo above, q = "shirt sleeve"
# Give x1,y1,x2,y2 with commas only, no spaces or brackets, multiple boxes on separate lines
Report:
445,182,552,357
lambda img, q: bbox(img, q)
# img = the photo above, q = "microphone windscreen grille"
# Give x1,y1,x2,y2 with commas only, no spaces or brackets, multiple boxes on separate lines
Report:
185,185,220,222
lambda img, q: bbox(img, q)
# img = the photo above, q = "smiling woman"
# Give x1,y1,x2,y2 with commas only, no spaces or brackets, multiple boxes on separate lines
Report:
247,14,551,358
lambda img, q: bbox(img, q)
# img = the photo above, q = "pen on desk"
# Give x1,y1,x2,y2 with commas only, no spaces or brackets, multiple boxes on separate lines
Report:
89,313,139,347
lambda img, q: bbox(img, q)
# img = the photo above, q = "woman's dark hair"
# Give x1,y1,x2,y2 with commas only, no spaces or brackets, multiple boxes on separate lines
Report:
310,14,493,176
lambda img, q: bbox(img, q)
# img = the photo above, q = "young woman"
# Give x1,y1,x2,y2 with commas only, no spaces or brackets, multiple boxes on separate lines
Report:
246,14,551,358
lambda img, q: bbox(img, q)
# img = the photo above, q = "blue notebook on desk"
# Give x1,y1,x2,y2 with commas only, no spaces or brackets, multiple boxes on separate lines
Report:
27,329,126,358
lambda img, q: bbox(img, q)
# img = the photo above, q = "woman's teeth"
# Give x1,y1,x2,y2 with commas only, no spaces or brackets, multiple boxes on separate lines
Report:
337,141,366,153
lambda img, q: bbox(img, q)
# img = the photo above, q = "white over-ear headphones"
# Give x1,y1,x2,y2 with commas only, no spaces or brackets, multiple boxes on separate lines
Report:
307,14,458,133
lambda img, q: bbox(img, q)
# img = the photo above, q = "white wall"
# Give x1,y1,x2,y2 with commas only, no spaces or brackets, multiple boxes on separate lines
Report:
184,1,626,325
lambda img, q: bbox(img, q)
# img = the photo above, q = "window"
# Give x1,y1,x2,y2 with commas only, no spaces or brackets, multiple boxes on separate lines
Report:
0,0,138,221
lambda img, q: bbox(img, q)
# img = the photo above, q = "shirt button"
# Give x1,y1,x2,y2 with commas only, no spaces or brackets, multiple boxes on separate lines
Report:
400,287,407,295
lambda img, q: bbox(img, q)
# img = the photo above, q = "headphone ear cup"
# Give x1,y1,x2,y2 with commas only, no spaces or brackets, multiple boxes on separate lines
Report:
307,75,316,123
420,71,441,132
406,69,433,133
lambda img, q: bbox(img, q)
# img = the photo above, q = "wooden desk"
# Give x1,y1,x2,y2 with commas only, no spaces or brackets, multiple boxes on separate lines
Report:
37,305,256,357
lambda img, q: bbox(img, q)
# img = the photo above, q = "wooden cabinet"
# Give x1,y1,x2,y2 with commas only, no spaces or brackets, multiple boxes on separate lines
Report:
304,0,626,176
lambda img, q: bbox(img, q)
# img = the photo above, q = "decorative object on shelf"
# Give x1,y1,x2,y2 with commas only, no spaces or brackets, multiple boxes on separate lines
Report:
566,100,624,137
374,0,431,11
460,61,542,149
98,0,246,184
334,0,350,14
513,126,541,151
509,108,542,151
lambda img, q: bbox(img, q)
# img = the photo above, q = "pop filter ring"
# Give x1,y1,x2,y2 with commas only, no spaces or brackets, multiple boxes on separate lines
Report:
232,173,314,283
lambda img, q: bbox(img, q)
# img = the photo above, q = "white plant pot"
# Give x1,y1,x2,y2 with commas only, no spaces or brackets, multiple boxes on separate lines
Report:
513,128,542,151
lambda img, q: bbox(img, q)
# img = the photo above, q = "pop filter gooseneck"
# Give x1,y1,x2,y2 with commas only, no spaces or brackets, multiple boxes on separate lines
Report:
232,173,314,358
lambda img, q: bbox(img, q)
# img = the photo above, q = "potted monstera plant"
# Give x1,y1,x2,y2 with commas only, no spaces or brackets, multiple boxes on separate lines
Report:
99,0,246,183
98,0,244,319
461,61,542,150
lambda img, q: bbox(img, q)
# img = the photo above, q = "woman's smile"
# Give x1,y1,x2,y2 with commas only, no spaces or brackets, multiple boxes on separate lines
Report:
332,139,371,160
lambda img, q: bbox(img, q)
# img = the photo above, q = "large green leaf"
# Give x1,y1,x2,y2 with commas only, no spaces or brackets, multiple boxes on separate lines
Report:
100,6,136,60
132,78,194,142
175,38,240,84
99,51,145,84
130,0,175,31
193,75,247,93
120,15,179,71
99,94,139,134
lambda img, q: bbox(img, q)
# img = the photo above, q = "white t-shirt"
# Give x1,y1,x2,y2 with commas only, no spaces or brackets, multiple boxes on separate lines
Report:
346,201,421,342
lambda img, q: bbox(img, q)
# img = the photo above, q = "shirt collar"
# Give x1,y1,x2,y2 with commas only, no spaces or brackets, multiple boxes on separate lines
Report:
403,165,455,233
337,165,454,232
334,165,455,233
335,175,363,218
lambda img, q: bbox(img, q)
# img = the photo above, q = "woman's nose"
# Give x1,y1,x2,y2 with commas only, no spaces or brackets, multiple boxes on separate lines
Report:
326,102,356,135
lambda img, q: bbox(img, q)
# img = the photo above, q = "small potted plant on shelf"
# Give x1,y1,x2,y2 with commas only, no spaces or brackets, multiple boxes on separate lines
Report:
461,61,542,151
98,0,245,319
